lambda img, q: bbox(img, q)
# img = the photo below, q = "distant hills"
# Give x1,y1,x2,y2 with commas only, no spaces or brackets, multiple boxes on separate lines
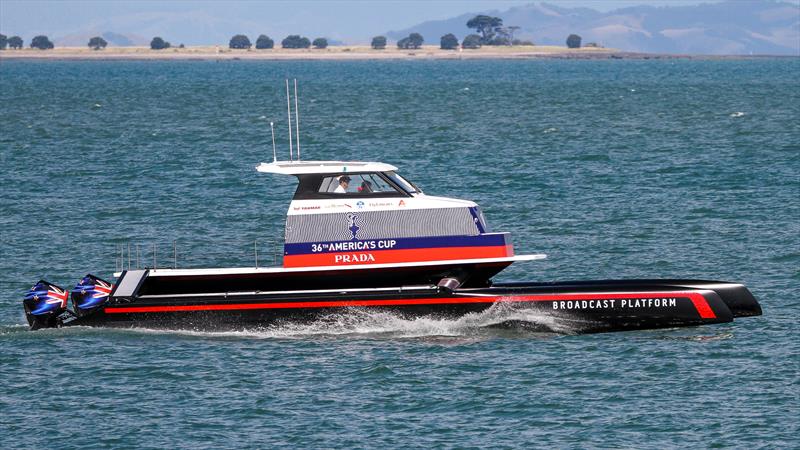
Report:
55,31,149,47
387,1,800,55
12,0,798,54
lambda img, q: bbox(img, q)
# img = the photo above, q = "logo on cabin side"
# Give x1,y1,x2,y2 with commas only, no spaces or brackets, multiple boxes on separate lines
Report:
335,253,376,264
346,213,361,240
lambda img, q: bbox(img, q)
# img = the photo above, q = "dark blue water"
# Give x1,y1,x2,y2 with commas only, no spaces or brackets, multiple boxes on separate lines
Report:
1,59,798,448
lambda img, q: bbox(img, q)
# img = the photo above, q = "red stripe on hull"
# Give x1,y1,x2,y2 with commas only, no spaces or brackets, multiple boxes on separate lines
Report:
105,291,716,319
283,245,512,268
689,296,717,319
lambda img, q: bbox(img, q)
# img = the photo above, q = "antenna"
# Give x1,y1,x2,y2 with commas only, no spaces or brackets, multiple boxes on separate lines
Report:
286,79,294,162
270,121,277,162
294,79,301,161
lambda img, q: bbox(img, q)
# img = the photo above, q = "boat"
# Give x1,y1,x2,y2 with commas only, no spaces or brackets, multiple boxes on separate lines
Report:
22,158,762,333
22,82,761,334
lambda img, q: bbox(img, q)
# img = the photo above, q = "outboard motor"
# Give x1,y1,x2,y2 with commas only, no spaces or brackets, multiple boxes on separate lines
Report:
23,280,69,330
71,274,113,317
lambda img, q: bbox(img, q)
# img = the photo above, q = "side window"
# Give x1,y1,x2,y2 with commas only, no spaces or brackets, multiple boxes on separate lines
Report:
359,173,396,194
386,171,421,193
319,173,399,195
320,175,351,193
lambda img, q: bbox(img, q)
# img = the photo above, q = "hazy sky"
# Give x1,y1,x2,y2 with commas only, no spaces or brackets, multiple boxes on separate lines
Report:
1,0,724,44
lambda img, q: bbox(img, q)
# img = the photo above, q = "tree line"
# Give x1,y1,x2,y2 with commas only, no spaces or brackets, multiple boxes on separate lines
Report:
0,34,112,50
146,15,584,51
374,15,583,50
1,16,587,52
227,34,329,49
0,34,53,49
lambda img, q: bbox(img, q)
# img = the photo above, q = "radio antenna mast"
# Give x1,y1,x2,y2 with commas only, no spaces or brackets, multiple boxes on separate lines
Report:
270,121,277,162
294,79,301,161
285,79,294,162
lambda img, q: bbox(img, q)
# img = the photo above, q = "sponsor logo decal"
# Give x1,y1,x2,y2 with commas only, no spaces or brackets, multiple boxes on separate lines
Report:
346,213,361,240
334,253,376,263
398,200,406,207
552,297,678,310
356,201,365,209
368,202,393,208
310,240,397,253
324,203,352,209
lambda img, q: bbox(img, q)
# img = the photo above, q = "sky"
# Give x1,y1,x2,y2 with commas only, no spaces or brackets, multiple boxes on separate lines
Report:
0,0,725,44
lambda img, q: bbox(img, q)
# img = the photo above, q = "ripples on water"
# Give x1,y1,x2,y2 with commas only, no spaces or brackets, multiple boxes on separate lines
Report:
0,59,798,448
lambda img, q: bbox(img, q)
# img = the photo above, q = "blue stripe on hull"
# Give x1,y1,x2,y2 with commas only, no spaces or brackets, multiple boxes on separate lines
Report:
284,233,511,255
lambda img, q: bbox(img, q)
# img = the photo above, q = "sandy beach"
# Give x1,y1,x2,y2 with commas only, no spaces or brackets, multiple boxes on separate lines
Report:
0,44,644,60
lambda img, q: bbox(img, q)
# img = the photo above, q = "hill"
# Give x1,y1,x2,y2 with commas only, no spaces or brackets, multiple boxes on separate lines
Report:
387,1,800,55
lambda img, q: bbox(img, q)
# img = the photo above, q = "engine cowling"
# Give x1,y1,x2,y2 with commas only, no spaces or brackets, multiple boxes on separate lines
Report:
23,281,69,330
71,274,114,317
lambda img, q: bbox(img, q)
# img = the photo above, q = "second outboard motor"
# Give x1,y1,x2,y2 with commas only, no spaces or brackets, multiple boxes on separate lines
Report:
23,281,69,330
71,274,113,317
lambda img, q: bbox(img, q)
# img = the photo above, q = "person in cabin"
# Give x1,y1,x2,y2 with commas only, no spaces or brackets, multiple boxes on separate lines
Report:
335,175,351,193
359,180,373,193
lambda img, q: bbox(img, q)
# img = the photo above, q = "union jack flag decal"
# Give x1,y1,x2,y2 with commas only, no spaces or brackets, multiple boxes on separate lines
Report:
24,281,69,315
49,285,69,308
71,274,114,311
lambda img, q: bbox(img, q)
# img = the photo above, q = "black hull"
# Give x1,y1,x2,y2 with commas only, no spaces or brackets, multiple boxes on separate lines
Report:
61,279,761,334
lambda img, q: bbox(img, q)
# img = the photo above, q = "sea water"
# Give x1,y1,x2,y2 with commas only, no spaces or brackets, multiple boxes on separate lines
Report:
0,59,798,448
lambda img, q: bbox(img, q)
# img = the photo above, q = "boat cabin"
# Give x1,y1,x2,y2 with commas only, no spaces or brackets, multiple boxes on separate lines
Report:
256,160,514,268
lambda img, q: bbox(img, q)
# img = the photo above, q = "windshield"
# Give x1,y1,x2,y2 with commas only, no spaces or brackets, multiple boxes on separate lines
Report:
386,171,421,194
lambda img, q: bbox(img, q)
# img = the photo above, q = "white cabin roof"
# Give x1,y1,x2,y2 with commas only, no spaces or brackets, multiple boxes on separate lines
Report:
256,160,398,175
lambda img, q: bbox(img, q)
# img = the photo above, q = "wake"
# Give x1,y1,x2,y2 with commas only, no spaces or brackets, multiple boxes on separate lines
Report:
119,303,584,340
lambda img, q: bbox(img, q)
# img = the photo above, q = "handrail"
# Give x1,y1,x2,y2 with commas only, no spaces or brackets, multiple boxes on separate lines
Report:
114,238,284,273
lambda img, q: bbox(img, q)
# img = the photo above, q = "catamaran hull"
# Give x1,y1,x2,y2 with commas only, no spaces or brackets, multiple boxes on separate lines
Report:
54,279,760,334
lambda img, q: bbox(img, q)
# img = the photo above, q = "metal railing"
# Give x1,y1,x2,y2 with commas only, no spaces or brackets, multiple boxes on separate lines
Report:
114,238,284,272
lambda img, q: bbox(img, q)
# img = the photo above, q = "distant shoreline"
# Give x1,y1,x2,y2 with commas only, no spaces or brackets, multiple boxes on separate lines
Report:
1,45,795,61
0,45,621,61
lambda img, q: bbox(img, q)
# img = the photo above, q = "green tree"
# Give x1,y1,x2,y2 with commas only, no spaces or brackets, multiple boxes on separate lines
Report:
30,35,54,50
398,33,423,49
440,33,459,50
492,26,518,45
488,36,510,46
255,34,274,49
8,36,23,49
150,37,170,50
282,35,310,49
0,34,7,50
312,37,328,49
88,36,107,50
397,33,424,49
462,34,482,49
408,33,423,49
229,34,251,49
371,36,386,49
466,15,503,44
566,34,582,49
